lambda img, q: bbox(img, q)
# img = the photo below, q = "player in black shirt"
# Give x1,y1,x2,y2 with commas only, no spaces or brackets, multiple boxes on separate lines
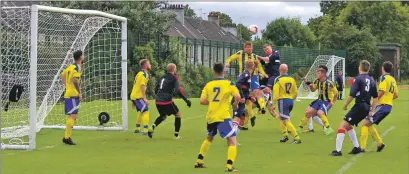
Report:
330,60,378,156
258,44,280,91
151,63,192,139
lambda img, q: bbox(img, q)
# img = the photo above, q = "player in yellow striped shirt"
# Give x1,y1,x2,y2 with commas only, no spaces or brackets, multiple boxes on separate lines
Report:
61,50,84,145
194,62,241,172
130,59,153,138
360,61,399,152
272,64,301,144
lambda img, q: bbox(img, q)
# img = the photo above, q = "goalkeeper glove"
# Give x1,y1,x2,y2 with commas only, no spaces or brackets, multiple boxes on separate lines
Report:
185,99,192,108
305,81,312,85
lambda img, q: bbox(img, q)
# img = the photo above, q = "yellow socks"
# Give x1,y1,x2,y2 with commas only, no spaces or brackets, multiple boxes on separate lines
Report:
360,126,369,150
226,145,237,169
369,125,383,146
257,97,265,109
279,120,288,137
285,121,300,140
141,111,150,132
197,139,212,163
298,116,309,128
64,117,75,139
136,112,142,131
319,115,330,128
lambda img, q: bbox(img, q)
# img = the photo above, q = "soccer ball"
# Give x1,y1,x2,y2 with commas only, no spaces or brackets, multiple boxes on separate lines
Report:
248,25,259,35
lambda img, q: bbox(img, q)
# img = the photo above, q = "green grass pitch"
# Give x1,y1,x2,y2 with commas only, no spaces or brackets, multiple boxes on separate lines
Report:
2,88,408,174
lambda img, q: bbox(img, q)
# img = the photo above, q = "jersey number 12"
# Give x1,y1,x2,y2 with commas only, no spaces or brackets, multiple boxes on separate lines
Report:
285,83,292,94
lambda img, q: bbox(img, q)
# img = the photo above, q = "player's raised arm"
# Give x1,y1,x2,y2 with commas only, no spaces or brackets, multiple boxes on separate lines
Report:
225,52,239,67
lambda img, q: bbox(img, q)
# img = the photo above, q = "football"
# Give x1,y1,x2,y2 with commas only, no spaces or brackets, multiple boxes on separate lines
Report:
248,25,259,35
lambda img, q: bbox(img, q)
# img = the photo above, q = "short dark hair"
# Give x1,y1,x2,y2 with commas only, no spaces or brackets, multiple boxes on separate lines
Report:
73,50,83,61
318,65,328,73
139,59,149,68
382,61,393,73
360,60,371,72
213,62,224,75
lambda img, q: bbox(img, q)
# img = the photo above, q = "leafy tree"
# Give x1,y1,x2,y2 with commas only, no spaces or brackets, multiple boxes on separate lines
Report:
236,24,252,41
184,4,197,18
307,16,324,37
210,11,236,27
320,1,347,17
263,17,317,48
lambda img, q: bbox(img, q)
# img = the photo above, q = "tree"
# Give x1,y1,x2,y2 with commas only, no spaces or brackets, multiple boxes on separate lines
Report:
184,4,197,18
263,17,317,48
236,24,252,41
210,11,236,27
320,1,347,17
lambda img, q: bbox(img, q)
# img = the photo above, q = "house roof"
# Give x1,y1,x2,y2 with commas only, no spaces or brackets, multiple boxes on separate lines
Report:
166,17,241,43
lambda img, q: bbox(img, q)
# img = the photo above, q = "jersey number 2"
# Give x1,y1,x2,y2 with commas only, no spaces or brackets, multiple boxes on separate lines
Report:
213,87,221,102
285,83,292,94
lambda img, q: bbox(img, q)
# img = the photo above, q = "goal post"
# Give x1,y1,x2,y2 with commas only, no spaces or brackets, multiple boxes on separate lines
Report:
297,55,346,100
1,5,128,150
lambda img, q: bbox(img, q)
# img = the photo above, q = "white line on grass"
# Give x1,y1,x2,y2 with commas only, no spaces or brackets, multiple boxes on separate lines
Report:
335,126,395,174
4,114,204,156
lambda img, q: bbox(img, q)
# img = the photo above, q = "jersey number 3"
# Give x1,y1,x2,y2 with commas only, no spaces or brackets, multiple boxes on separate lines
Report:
213,87,221,102
365,79,370,92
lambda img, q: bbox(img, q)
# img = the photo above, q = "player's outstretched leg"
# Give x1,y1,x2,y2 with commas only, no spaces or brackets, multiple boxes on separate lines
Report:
330,121,361,156
152,114,166,131
317,110,334,136
361,118,385,152
279,120,289,143
174,113,182,139
297,107,316,134
195,136,213,169
284,120,301,144
346,126,361,154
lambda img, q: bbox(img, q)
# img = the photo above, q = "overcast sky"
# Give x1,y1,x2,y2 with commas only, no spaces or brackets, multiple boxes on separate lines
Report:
178,2,322,37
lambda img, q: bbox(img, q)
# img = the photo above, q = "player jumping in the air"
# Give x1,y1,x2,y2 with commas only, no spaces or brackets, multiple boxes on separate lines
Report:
194,62,241,172
297,65,337,135
360,61,398,152
61,50,84,145
225,41,268,128
272,64,301,144
151,63,192,139
330,60,378,156
131,59,153,138
232,60,253,129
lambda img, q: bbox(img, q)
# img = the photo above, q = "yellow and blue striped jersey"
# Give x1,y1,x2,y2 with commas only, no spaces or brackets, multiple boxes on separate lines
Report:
225,50,266,75
378,74,398,106
200,78,239,124
312,78,338,101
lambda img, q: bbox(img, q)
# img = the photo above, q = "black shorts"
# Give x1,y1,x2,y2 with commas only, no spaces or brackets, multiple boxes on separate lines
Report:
156,102,179,116
260,77,268,87
239,89,250,99
337,87,343,92
344,103,370,126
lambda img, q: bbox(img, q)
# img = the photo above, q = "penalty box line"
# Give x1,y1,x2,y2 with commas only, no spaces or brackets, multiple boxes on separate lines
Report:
5,114,205,156
335,126,395,174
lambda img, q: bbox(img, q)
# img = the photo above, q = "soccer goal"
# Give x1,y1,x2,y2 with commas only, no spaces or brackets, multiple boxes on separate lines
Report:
297,55,345,100
1,5,128,150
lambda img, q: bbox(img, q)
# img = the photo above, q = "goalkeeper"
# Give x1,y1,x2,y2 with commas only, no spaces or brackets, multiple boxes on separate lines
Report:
151,63,192,139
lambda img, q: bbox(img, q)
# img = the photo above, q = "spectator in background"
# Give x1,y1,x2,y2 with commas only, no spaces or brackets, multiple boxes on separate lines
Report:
336,71,344,100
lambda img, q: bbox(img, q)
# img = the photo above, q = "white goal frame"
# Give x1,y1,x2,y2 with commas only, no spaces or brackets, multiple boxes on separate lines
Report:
297,55,345,100
1,5,128,150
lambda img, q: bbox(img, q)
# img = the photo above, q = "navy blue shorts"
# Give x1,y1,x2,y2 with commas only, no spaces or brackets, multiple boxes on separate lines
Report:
344,103,370,126
207,119,237,138
239,89,250,99
310,99,331,115
365,105,392,125
250,75,260,91
267,76,278,88
132,99,149,112
278,99,293,120
65,97,80,115
233,103,245,118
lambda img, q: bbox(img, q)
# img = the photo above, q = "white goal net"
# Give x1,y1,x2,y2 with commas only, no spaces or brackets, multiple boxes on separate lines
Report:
297,55,345,100
1,5,128,150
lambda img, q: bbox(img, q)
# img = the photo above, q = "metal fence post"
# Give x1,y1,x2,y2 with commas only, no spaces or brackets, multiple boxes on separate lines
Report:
209,40,212,68
194,38,197,66
216,41,219,62
185,38,189,67
201,39,204,66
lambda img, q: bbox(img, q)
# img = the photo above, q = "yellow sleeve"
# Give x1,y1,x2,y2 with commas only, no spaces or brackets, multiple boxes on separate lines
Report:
330,81,338,96
256,62,266,75
61,68,67,77
272,81,280,102
137,72,147,86
291,79,298,99
225,52,240,64
200,85,208,101
231,83,240,96
312,79,319,90
378,80,387,91
72,69,81,78
393,82,399,95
